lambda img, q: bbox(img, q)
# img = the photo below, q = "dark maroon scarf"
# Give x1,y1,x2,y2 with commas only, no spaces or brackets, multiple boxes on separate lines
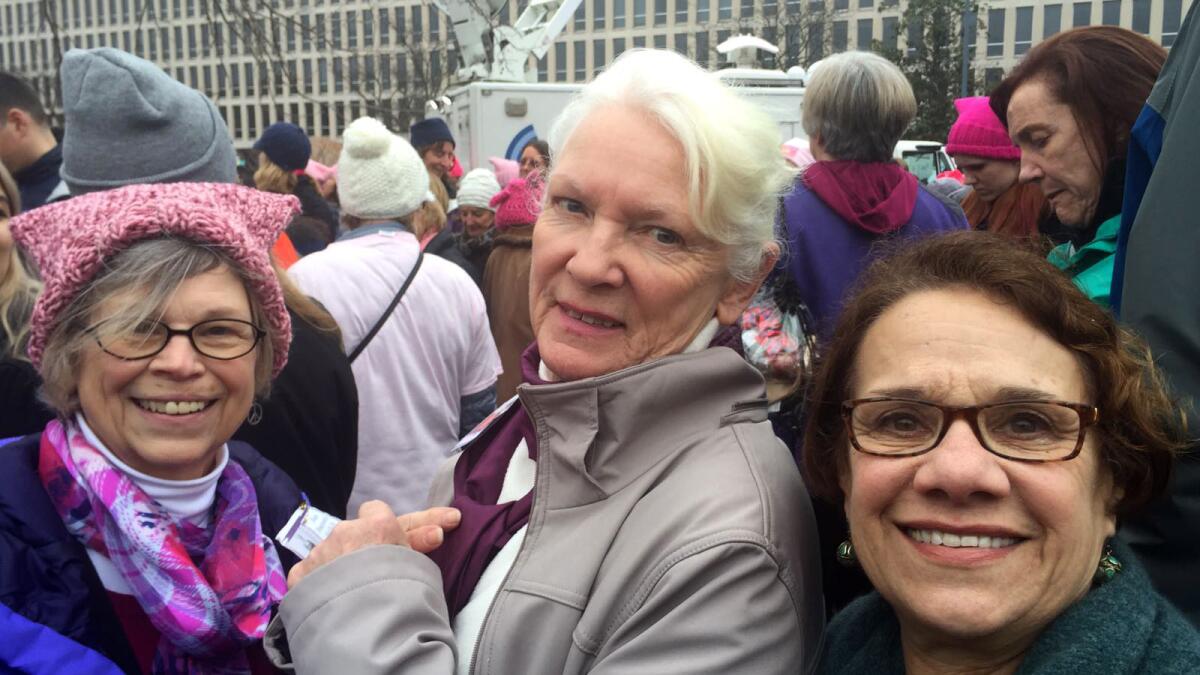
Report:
427,345,547,616
804,160,918,235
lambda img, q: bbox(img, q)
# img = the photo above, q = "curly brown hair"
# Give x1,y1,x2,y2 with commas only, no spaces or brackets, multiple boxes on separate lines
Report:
802,231,1187,516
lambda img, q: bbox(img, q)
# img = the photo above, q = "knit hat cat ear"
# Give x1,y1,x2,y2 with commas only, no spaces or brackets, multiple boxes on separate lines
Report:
9,182,299,376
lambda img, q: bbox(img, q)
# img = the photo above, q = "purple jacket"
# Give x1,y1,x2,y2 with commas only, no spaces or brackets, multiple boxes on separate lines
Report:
782,180,967,334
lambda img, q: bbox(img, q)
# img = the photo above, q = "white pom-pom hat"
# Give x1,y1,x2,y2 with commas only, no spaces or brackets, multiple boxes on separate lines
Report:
337,116,429,220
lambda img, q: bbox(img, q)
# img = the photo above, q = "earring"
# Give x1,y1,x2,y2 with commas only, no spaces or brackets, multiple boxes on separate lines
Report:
836,538,858,567
247,401,263,426
1093,546,1122,584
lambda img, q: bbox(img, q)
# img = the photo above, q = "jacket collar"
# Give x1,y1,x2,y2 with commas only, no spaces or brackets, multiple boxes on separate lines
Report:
516,346,768,509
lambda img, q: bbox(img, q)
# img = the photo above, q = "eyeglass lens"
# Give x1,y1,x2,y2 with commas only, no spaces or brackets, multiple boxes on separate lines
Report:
96,319,259,359
849,400,1084,460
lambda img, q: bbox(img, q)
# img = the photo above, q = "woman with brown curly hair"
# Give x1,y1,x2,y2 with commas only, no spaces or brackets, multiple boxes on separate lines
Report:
806,231,1199,673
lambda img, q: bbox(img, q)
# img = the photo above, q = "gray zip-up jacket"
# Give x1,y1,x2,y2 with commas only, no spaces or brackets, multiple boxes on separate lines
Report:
266,348,825,673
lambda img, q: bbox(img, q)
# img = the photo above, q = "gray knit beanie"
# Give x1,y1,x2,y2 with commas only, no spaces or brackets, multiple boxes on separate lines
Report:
60,48,237,194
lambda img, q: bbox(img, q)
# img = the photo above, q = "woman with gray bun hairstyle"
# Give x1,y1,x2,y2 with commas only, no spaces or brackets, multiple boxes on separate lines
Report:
265,48,825,674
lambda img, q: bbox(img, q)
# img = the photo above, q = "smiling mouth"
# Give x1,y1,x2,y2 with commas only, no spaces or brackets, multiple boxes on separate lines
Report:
562,306,623,329
135,399,215,416
905,528,1021,549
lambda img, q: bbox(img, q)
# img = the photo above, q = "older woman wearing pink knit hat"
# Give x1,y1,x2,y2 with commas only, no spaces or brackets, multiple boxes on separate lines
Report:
0,182,309,673
482,176,543,401
946,96,1049,239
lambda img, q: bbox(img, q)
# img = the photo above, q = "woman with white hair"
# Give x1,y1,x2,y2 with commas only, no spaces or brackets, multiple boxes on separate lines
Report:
782,51,966,334
265,49,825,674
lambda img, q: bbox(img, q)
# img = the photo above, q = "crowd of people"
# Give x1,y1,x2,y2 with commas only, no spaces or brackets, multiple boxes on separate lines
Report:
0,14,1199,675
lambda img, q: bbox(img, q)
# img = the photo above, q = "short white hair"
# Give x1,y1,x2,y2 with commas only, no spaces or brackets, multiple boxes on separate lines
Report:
548,49,795,282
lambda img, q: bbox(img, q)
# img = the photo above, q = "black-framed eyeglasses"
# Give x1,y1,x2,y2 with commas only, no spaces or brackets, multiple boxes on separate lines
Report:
86,318,265,361
841,397,1100,463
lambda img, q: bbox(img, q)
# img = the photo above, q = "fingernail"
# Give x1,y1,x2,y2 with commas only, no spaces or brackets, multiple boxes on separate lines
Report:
445,509,462,526
429,527,445,547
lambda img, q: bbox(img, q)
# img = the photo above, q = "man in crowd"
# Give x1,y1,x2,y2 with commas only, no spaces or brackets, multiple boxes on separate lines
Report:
0,71,63,209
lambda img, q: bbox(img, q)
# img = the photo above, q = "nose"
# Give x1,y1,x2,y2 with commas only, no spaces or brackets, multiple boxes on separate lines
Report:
1018,155,1043,184
564,220,625,288
148,334,206,378
961,172,977,187
911,419,1011,504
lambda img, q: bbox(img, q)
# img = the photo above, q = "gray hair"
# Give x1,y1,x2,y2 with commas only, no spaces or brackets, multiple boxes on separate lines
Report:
803,51,916,163
40,237,274,416
548,49,795,283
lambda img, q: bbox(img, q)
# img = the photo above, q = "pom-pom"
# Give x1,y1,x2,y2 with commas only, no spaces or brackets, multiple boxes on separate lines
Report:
343,117,393,159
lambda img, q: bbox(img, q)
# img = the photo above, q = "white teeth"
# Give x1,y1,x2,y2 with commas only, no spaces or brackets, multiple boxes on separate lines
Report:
137,400,209,415
906,529,1017,549
564,307,620,328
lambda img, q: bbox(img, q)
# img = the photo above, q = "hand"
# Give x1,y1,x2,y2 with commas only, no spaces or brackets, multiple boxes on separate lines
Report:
287,501,462,589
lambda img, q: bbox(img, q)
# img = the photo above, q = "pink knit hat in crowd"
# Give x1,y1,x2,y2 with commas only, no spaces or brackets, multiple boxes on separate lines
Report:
490,176,544,229
945,96,1021,161
9,182,300,376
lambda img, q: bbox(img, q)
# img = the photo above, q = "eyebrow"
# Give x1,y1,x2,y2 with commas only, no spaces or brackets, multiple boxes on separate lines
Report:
551,174,679,223
864,386,1061,403
1012,123,1054,144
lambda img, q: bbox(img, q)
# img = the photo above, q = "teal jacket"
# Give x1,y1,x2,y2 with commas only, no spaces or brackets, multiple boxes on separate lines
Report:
818,541,1200,674
1048,214,1120,308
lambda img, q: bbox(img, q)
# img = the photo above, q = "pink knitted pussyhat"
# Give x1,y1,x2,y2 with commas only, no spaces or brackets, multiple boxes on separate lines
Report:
945,96,1022,161
9,182,300,377
490,176,543,230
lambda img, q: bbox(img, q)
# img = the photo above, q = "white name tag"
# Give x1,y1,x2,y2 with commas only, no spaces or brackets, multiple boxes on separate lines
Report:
451,395,520,454
276,495,342,559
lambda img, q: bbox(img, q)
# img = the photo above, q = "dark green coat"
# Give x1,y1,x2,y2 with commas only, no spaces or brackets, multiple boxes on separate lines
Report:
818,541,1200,674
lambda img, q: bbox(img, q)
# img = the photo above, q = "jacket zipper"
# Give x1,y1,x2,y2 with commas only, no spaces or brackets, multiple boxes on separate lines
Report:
467,395,544,675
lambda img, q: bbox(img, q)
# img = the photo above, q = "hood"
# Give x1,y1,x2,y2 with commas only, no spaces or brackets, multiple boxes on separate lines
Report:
803,160,919,235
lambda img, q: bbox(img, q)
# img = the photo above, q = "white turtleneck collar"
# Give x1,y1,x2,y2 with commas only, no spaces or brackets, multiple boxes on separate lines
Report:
76,414,229,595
538,317,722,382
76,413,228,529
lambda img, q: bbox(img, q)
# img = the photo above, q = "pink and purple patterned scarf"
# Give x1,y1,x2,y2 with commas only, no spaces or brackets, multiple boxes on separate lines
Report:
37,419,286,674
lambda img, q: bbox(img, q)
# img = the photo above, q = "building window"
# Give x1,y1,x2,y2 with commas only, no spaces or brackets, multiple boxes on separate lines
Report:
987,8,1005,57
574,40,587,80
762,26,777,66
575,2,586,30
430,6,439,35
555,41,567,80
380,9,390,45
614,0,626,26
834,0,848,10
718,0,731,20
1014,6,1032,54
655,0,667,25
882,16,899,51
633,35,646,47
694,31,708,66
364,9,374,46
348,11,358,48
595,0,606,28
654,34,667,48
857,18,872,49
1043,4,1061,38
906,21,922,57
1131,0,1149,33
635,0,646,26
1072,1,1091,26
985,67,1004,90
332,12,342,48
1102,0,1119,26
858,0,872,8
763,0,777,18
538,54,548,82
411,6,422,40
832,21,847,51
315,14,326,48
696,0,708,22
674,32,688,55
594,39,608,69
677,0,688,23
808,23,824,63
1163,0,1183,46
